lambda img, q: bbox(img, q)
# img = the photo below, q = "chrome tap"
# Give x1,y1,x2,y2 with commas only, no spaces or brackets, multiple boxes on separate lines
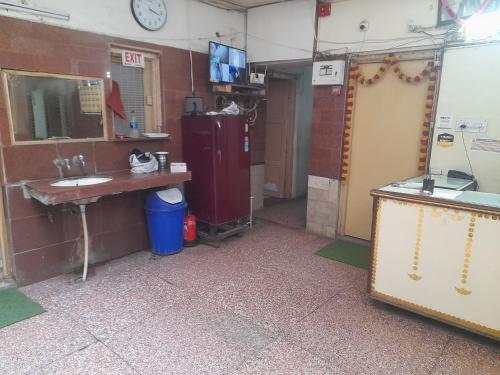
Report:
53,155,86,178
72,154,86,168
53,158,71,179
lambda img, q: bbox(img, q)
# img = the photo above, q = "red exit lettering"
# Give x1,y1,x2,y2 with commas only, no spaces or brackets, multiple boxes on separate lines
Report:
122,51,144,67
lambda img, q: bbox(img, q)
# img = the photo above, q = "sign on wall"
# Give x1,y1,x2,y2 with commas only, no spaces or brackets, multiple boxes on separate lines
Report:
122,50,145,68
437,133,455,148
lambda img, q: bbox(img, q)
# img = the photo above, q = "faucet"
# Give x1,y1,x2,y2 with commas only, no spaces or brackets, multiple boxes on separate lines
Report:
72,154,86,168
53,155,86,179
53,158,71,179
72,154,86,175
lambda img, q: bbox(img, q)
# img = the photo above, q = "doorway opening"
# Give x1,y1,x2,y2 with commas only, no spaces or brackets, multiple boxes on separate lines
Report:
254,64,314,229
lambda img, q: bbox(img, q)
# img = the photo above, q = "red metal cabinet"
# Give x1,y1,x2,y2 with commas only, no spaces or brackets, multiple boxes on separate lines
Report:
182,115,250,225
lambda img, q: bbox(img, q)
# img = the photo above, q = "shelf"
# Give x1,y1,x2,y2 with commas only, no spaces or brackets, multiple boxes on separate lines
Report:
217,83,266,89
212,83,266,98
113,137,169,143
214,91,265,98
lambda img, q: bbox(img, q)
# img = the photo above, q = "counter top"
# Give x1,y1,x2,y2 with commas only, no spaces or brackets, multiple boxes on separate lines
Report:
405,174,475,191
25,170,192,205
372,185,500,212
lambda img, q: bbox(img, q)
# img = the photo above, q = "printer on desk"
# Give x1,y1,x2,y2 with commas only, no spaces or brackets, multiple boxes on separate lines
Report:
447,170,478,191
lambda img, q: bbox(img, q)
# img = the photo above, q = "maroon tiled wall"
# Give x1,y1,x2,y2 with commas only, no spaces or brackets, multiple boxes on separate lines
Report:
0,16,215,285
308,84,346,179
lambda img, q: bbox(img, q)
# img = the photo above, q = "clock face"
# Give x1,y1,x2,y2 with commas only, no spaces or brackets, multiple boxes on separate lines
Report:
131,0,167,31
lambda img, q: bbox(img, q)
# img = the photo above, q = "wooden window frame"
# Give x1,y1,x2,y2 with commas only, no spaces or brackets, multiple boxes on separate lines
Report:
110,46,162,133
1,69,108,145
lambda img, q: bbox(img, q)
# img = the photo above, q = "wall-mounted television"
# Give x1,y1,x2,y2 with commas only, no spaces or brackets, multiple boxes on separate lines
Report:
209,41,247,84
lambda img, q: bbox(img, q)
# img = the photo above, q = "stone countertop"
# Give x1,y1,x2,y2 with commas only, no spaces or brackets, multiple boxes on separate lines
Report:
25,170,192,205
371,185,500,213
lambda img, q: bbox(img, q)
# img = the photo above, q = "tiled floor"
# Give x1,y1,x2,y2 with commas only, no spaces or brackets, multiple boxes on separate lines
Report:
254,197,307,229
1,221,499,374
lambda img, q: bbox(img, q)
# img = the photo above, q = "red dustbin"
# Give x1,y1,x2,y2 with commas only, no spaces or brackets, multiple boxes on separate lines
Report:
184,214,197,247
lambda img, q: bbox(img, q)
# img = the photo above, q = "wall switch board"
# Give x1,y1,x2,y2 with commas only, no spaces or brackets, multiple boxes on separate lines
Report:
455,118,487,133
312,60,345,85
430,168,442,175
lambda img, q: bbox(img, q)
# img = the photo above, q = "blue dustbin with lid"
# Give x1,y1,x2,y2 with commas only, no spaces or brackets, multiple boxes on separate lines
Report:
145,188,187,255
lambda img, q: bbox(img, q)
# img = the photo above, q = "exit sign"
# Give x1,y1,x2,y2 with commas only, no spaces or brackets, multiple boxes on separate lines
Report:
122,50,145,68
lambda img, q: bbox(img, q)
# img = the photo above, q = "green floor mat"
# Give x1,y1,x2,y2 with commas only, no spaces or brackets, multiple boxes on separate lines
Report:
0,288,45,329
316,240,370,270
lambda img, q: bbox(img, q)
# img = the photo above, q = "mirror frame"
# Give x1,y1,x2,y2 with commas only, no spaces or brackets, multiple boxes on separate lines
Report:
1,69,108,145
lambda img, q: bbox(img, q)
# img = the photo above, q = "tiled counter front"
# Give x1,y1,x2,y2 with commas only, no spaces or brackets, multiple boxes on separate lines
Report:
0,16,214,285
369,194,500,341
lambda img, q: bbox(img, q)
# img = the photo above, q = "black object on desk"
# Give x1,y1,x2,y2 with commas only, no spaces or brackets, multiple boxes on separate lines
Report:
422,178,435,194
448,170,478,191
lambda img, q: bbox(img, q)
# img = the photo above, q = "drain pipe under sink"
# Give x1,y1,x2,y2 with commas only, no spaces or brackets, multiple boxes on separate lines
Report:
79,204,89,281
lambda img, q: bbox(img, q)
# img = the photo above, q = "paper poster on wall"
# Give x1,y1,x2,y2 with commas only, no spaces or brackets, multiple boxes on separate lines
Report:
437,133,454,148
436,115,454,129
471,138,500,153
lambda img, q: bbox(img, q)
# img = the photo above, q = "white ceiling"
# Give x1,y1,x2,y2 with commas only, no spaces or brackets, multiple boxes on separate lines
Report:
197,0,296,12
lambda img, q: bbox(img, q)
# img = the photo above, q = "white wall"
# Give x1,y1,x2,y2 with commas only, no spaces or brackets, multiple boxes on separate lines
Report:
0,0,245,53
246,0,442,63
318,0,440,54
251,164,265,211
430,43,500,193
247,0,315,62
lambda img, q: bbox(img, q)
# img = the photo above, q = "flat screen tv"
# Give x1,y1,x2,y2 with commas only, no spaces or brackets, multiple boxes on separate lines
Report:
209,41,247,84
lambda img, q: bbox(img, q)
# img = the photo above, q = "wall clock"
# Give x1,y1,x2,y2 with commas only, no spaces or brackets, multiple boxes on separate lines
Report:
131,0,167,31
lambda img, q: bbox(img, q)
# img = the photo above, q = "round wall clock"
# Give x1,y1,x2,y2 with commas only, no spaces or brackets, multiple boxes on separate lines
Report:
131,0,167,31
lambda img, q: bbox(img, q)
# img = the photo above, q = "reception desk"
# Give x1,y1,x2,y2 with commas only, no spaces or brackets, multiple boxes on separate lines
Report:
369,179,500,341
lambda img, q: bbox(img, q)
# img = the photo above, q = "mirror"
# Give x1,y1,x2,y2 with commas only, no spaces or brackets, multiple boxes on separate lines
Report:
2,70,107,143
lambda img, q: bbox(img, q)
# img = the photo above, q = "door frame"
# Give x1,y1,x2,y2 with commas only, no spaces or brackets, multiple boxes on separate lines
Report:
338,51,441,237
264,75,296,199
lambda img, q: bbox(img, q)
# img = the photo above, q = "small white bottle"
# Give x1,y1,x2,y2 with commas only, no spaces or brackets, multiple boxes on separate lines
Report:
129,110,140,138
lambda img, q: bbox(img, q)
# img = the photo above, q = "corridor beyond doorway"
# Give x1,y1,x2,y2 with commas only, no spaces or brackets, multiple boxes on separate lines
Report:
254,196,307,229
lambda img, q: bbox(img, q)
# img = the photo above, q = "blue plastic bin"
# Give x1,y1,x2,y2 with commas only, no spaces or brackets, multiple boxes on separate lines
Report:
145,188,187,255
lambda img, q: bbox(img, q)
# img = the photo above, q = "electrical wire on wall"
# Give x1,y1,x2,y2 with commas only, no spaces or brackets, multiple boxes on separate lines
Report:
316,23,460,57
220,96,261,126
459,126,475,177
187,0,196,96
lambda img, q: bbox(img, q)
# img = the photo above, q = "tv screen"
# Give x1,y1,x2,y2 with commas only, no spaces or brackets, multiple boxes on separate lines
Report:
209,41,247,84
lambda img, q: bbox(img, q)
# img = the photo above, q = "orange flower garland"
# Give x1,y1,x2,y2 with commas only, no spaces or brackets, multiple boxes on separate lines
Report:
340,68,357,181
394,61,435,84
340,55,438,181
351,54,398,86
419,67,437,171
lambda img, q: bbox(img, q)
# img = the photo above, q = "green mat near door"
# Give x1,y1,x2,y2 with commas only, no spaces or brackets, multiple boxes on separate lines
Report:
316,240,370,269
0,288,45,329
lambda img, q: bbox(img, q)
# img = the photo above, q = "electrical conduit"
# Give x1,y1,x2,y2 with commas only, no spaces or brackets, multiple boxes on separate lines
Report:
79,204,89,281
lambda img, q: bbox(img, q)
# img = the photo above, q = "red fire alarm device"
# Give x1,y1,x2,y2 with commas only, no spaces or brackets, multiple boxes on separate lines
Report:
318,3,331,17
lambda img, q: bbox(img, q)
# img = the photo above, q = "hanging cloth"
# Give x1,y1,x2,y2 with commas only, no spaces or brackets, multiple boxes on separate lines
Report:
106,80,126,119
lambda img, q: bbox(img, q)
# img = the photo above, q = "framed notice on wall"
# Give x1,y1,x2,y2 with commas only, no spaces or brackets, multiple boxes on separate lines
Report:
78,81,103,114
438,0,500,25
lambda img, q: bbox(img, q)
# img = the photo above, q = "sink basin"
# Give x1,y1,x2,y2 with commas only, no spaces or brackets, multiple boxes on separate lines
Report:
51,177,112,187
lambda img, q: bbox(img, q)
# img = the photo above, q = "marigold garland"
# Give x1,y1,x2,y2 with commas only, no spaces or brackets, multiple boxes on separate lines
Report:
351,54,398,86
340,55,438,181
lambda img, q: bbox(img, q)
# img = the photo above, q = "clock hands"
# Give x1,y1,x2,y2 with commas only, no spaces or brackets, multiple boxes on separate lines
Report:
149,7,161,16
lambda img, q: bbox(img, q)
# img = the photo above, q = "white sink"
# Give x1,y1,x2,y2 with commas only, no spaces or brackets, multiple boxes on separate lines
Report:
51,177,112,187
